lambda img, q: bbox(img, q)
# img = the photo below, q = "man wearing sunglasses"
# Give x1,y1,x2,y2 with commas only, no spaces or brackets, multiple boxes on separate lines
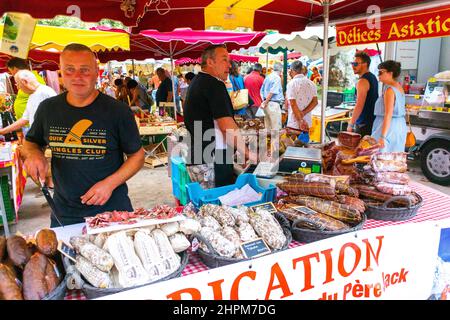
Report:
347,51,378,137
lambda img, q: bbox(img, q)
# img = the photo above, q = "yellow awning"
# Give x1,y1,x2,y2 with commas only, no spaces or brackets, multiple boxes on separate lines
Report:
0,24,129,52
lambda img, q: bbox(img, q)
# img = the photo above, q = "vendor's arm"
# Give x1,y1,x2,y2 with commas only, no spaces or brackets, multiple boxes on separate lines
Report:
378,88,395,149
216,117,256,164
80,148,144,206
0,118,29,135
22,140,47,183
348,78,369,132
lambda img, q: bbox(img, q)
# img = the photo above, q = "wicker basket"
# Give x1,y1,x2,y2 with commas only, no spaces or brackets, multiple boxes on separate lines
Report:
42,253,68,300
290,213,367,244
63,251,189,300
194,212,292,269
364,192,423,221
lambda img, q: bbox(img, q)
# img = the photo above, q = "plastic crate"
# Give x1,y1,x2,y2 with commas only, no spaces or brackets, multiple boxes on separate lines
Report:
343,88,356,102
170,157,191,205
0,175,15,224
186,173,276,209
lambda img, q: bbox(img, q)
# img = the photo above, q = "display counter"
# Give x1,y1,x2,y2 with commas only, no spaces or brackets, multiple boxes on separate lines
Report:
60,180,450,300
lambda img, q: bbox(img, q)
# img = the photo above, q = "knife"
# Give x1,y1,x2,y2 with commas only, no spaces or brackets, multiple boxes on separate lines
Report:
41,183,64,228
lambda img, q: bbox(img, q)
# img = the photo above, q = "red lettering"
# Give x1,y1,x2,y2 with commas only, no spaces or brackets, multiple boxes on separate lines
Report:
230,271,256,300
321,248,334,284
338,242,361,277
265,263,293,300
208,279,224,300
167,288,201,300
362,236,384,271
293,252,320,292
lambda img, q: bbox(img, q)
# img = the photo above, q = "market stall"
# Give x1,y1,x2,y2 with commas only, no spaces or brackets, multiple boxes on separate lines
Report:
335,2,450,185
57,181,450,300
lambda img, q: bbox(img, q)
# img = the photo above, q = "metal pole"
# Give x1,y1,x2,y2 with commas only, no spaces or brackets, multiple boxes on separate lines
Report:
320,2,330,144
170,56,177,118
266,51,269,72
132,59,135,79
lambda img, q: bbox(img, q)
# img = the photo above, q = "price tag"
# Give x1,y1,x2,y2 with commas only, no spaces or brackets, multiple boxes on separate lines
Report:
414,95,421,100
429,77,437,83
58,241,77,263
292,206,319,215
426,106,433,111
240,238,271,259
436,107,443,112
250,202,277,214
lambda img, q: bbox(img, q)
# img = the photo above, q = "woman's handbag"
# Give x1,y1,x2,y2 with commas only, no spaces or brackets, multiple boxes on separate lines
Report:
405,110,416,148
230,89,249,110
229,76,248,110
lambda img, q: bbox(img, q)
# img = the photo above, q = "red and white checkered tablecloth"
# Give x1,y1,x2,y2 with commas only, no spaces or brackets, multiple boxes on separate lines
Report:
64,181,450,300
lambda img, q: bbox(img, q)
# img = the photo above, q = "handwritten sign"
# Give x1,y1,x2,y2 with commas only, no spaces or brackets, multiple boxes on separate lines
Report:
250,202,277,214
240,238,271,259
58,241,76,262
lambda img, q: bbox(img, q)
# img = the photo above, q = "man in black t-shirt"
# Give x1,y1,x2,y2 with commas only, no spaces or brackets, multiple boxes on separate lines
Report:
183,44,256,188
22,44,145,226
155,67,173,107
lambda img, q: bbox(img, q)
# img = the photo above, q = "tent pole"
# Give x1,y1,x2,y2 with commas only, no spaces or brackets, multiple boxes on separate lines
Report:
266,51,269,72
170,55,178,118
131,59,135,79
320,2,330,144
283,50,288,94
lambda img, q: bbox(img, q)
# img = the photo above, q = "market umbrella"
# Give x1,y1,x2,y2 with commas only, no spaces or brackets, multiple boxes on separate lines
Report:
133,0,429,143
96,28,265,63
132,0,427,33
175,53,259,66
0,0,149,27
97,28,265,114
0,50,60,73
0,24,130,52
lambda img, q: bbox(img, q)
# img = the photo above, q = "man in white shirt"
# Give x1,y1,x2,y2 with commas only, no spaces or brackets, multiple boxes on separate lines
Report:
285,60,318,133
0,70,57,136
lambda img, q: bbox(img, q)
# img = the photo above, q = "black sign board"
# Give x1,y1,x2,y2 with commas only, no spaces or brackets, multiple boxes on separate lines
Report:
58,241,77,262
250,202,277,214
240,238,271,259
292,206,318,215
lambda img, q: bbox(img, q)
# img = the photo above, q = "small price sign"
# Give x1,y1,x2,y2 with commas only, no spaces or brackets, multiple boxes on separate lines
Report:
240,238,271,259
250,202,277,214
58,241,76,262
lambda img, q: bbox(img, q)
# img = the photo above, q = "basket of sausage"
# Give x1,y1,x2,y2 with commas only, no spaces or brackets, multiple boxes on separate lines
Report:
363,192,423,221
0,229,68,300
192,204,292,268
277,196,367,243
62,219,201,299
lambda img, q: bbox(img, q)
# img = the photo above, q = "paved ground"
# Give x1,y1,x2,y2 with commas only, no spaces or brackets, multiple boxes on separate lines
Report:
2,159,449,236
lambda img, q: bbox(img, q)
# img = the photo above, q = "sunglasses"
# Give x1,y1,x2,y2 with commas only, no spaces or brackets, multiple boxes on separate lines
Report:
351,62,363,67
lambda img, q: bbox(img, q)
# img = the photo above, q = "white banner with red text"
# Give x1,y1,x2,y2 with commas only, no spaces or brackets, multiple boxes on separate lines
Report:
98,220,449,300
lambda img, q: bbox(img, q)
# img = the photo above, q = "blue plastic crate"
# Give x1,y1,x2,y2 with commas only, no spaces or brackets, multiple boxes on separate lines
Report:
186,173,276,209
170,157,191,205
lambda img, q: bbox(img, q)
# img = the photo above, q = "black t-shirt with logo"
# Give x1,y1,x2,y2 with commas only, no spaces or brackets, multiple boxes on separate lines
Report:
183,72,234,165
26,92,142,225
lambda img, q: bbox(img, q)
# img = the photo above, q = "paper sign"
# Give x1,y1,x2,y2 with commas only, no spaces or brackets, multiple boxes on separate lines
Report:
1,13,37,59
250,202,277,214
240,238,271,259
58,241,76,263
